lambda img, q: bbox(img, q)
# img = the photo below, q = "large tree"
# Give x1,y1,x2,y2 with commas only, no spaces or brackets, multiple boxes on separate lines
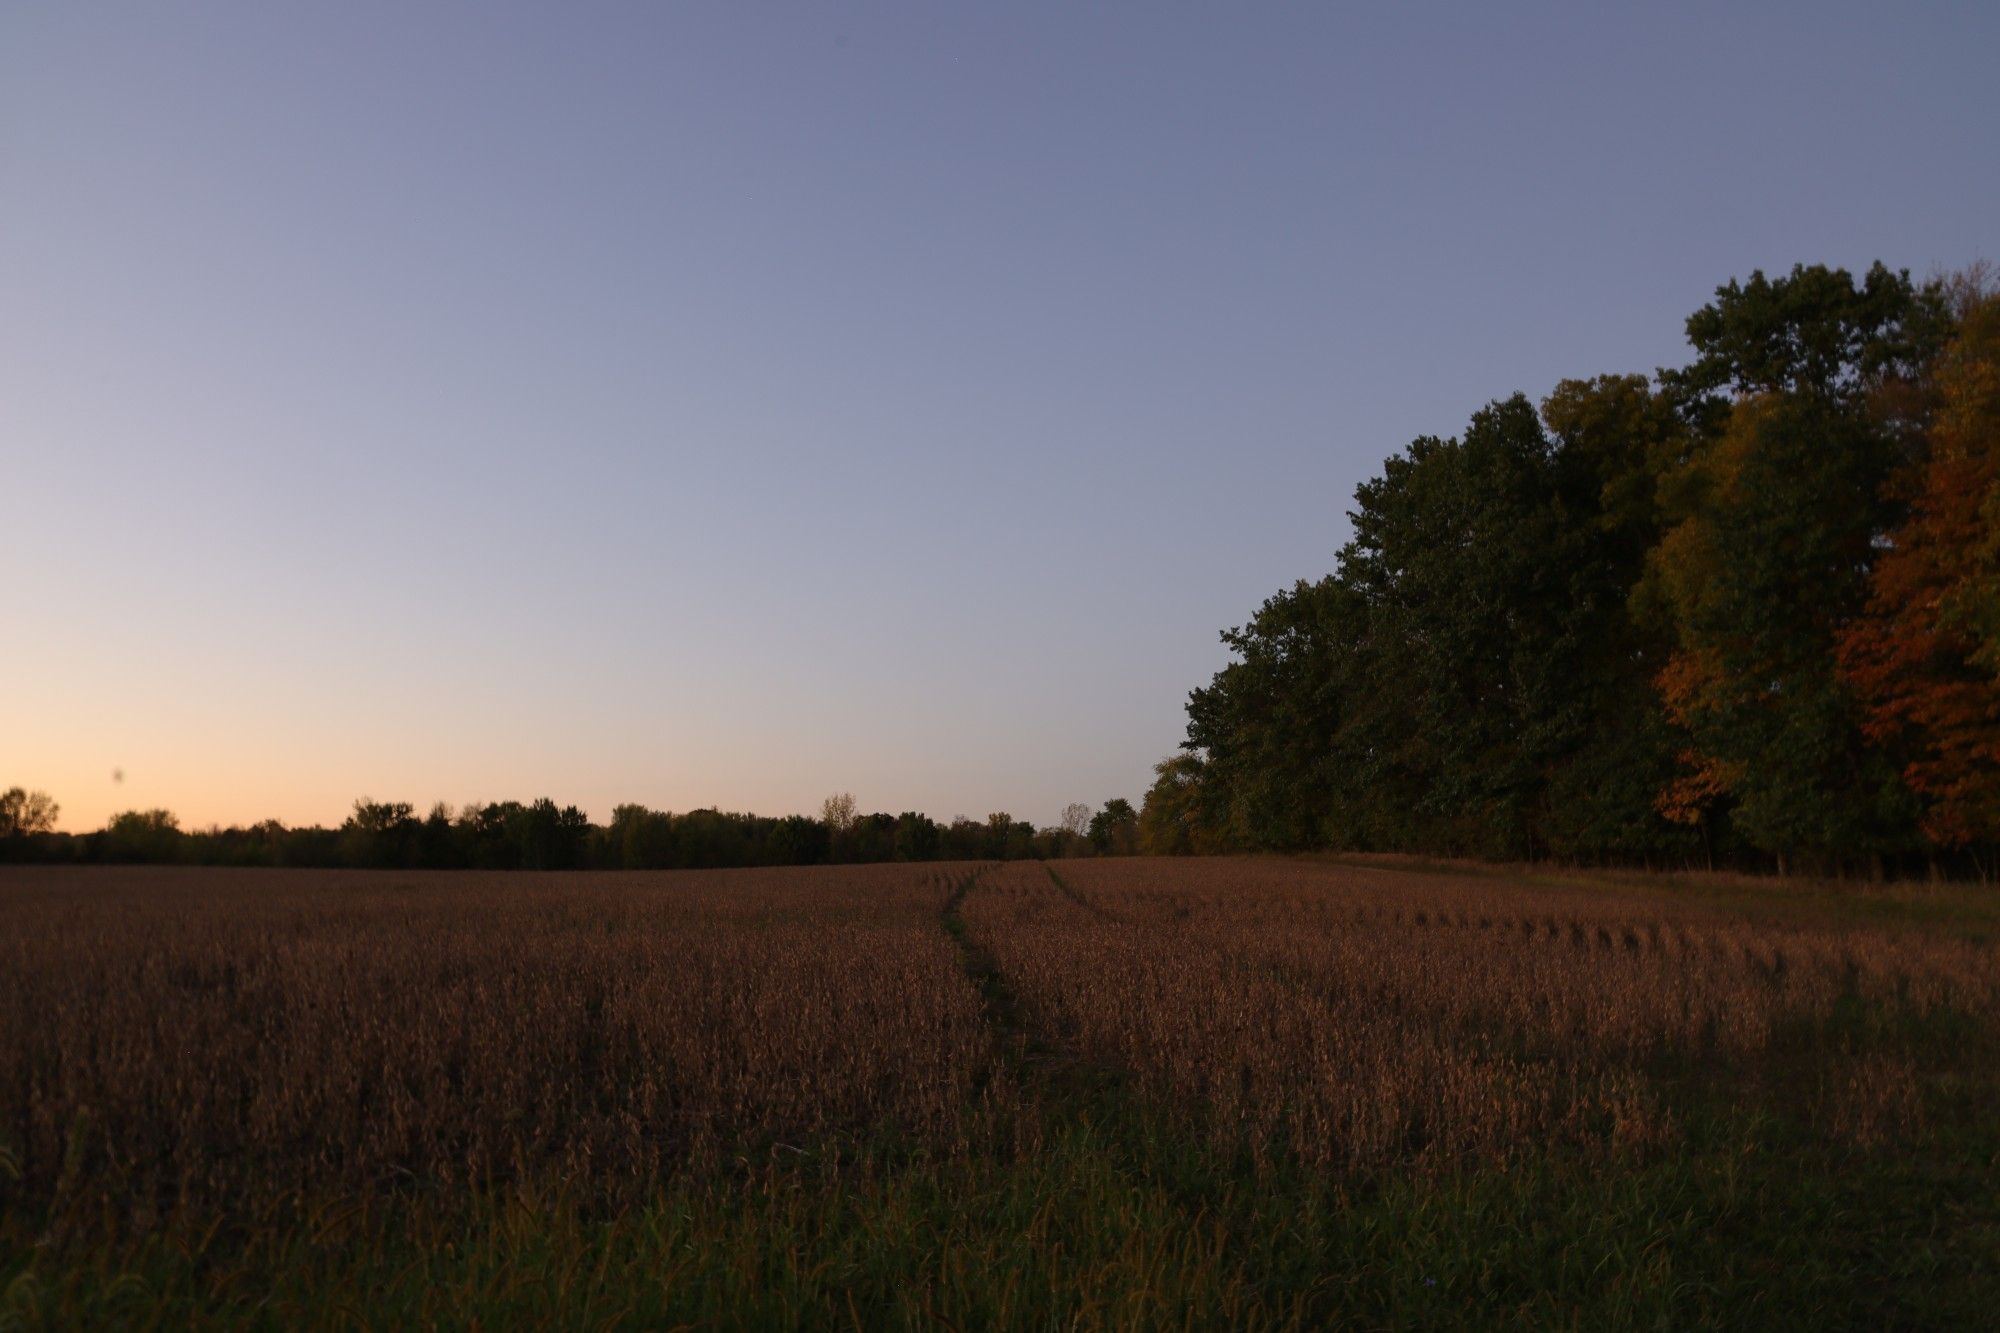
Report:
1535,376,1694,864
1838,285,2000,859
1333,396,1603,858
1186,575,1367,850
1189,387,1693,863
1643,263,1946,871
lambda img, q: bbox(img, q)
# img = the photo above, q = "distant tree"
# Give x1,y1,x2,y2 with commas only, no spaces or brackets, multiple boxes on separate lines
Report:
940,816,988,861
458,801,527,868
1038,803,1094,858
848,811,899,863
598,803,664,868
1138,755,1221,855
675,808,748,869
342,798,420,868
1186,577,1367,850
820,792,858,832
103,809,181,862
821,792,859,861
892,811,940,862
419,802,458,868
770,813,832,865
0,788,59,838
346,799,416,834
1088,799,1139,855
984,812,1014,859
512,798,591,870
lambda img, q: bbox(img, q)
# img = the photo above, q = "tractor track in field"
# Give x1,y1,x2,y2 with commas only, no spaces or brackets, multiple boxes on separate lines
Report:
940,865,1038,1068
940,865,1122,1094
1041,863,1118,921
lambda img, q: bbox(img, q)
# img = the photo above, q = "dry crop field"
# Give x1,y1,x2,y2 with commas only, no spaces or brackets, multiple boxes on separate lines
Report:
2,859,1997,1328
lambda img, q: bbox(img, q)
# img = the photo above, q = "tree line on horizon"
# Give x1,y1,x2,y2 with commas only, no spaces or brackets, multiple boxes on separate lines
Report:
12,262,1995,884
1139,262,2000,881
0,787,1143,871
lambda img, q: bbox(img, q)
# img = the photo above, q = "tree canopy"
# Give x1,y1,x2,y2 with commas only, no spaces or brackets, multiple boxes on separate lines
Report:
1163,262,1998,879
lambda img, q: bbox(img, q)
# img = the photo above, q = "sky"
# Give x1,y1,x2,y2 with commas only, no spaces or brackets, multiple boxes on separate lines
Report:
3,2,1995,833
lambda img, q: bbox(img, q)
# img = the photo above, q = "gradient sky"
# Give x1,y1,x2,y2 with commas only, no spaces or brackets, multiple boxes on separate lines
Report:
4,3,1995,833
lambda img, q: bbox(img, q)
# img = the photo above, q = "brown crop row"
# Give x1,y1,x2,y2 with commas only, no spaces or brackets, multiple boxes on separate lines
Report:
4,857,1994,1240
965,859,2000,1171
0,864,997,1233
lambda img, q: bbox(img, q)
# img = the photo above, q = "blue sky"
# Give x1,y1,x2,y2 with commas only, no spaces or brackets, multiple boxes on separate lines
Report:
4,2,1994,831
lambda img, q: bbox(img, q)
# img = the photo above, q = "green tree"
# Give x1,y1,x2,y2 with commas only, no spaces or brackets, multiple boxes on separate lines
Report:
1535,376,1697,865
1332,395,1607,858
1138,755,1222,854
892,812,941,862
103,809,181,863
1661,262,1946,406
1187,577,1367,850
1644,264,1945,872
341,798,419,868
1087,799,1138,855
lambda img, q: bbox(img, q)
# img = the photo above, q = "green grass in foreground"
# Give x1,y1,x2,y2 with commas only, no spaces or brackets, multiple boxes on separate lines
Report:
4,1090,1997,1331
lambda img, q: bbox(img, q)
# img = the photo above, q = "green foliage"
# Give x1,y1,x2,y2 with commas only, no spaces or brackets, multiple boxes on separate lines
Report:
1646,265,1942,868
100,809,182,863
10,1114,1995,1330
1189,261,1996,874
1087,799,1138,855
1189,388,1690,863
1136,754,1220,854
1662,261,1946,405
8,799,1111,871
1186,577,1364,849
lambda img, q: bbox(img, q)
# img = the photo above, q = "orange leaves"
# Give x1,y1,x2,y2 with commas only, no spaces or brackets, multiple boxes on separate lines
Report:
1656,648,1725,728
1656,749,1742,826
1652,653,1744,826
1837,295,2000,846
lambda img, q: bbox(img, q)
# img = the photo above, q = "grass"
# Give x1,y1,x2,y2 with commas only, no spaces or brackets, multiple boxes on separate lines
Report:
6,1091,1995,1329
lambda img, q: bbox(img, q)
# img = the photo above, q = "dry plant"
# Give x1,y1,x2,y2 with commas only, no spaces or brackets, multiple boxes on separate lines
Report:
0,864,996,1234
967,858,1998,1172
3,855,1991,1247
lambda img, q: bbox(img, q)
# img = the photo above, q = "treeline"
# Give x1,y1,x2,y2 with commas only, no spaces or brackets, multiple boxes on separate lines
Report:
0,789,1144,870
1148,263,2000,880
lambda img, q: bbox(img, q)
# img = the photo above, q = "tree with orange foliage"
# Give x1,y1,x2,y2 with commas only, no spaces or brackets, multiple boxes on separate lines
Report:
1839,286,2000,861
1640,265,1947,873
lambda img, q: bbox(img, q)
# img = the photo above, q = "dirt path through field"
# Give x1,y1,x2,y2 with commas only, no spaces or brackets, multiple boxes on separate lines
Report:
1041,864,1117,920
940,865,1036,1070
940,864,1123,1098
